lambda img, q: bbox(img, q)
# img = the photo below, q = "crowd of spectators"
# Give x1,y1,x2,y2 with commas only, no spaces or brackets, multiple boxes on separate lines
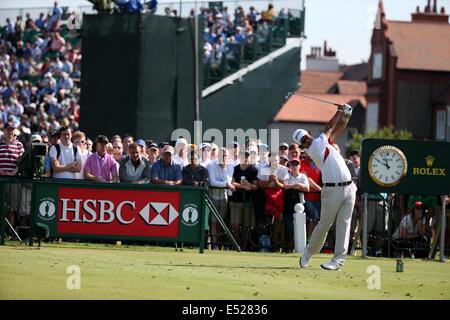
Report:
0,1,82,149
201,4,290,79
2,120,448,257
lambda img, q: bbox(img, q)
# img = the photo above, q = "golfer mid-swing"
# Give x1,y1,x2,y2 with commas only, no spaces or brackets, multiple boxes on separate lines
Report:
293,104,356,270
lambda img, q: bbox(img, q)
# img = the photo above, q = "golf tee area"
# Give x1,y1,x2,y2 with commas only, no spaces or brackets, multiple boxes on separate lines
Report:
0,242,448,300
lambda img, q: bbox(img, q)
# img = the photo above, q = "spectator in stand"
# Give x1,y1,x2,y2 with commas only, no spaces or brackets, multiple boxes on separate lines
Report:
255,143,269,171
84,135,119,183
230,149,258,251
182,144,209,187
279,155,289,167
207,147,235,249
151,145,182,185
173,137,188,168
300,152,323,241
146,141,159,165
392,201,429,258
125,0,144,13
105,142,114,156
278,7,289,20
49,126,81,179
35,13,46,30
147,0,158,15
72,130,91,180
247,6,260,30
49,32,66,55
122,134,134,156
110,135,122,144
349,150,360,179
119,142,151,184
257,152,289,250
200,142,212,167
288,142,300,161
0,122,25,236
43,129,59,177
0,122,24,176
112,140,124,163
261,3,277,24
279,142,289,158
135,139,147,158
58,71,73,91
210,143,219,162
86,138,93,152
158,141,169,159
228,141,240,168
284,156,309,252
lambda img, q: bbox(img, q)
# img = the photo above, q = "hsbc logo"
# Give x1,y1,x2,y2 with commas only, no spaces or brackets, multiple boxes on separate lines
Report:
139,202,179,225
59,199,179,226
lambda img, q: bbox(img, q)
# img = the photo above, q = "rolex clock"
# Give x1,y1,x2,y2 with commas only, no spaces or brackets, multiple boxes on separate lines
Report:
368,145,408,187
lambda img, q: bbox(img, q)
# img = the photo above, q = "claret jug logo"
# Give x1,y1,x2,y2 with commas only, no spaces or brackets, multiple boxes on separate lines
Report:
38,198,56,220
412,155,446,176
181,204,199,227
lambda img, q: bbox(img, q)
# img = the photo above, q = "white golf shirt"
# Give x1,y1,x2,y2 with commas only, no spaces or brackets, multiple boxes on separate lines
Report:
305,133,351,184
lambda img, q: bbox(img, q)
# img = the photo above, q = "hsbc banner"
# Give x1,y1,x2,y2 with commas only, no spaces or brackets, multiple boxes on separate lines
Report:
31,181,206,245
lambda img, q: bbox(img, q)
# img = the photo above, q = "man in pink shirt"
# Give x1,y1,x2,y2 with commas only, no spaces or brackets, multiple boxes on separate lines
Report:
84,135,119,183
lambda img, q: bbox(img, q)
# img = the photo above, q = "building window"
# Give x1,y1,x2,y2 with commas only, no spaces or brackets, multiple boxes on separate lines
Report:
366,103,379,133
436,109,446,140
372,53,382,79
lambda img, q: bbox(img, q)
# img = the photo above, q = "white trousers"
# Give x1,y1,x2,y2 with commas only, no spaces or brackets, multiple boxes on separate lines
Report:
305,182,357,265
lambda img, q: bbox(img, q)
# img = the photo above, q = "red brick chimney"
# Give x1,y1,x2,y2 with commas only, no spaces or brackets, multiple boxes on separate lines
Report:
412,0,449,23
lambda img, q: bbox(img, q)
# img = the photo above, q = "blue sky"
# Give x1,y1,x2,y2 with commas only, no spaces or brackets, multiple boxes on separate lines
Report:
301,0,450,69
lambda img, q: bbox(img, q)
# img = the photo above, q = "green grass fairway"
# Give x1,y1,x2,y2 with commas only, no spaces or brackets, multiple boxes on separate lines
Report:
0,243,448,300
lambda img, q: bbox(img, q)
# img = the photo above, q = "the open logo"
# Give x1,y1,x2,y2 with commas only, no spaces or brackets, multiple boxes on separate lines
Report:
38,198,56,220
181,204,199,227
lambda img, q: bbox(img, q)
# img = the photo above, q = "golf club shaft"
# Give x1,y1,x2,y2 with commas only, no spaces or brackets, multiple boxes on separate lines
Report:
4,217,22,243
290,92,341,107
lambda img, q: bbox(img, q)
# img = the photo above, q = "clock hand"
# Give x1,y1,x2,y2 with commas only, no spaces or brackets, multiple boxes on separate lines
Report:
374,158,388,169
382,158,391,170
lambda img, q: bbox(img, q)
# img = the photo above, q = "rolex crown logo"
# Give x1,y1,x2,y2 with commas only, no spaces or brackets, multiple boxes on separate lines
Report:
425,155,435,167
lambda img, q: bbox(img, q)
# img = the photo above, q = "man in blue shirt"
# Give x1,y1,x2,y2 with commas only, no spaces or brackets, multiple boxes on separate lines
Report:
151,145,182,185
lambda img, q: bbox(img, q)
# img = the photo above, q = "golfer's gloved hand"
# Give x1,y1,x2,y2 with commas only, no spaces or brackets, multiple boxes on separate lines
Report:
341,104,353,117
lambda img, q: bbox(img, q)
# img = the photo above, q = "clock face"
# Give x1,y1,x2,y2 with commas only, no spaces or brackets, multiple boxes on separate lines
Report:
368,146,408,187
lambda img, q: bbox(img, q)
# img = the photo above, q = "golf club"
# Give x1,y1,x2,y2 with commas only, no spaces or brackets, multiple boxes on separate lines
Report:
285,91,341,107
4,217,23,243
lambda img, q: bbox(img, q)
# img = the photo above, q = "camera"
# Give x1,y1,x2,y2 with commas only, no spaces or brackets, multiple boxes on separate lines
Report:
32,143,48,157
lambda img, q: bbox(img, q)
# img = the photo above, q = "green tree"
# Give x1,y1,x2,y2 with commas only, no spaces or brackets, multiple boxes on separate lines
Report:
347,127,413,153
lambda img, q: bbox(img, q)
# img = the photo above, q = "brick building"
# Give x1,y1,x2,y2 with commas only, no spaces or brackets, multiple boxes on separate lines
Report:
366,0,450,141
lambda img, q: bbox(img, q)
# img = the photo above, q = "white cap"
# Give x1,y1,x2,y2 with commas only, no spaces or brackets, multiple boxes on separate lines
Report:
293,129,308,144
199,142,211,150
175,137,187,146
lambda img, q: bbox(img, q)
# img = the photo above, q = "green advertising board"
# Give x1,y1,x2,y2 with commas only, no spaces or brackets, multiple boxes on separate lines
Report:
361,139,450,195
29,180,207,252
